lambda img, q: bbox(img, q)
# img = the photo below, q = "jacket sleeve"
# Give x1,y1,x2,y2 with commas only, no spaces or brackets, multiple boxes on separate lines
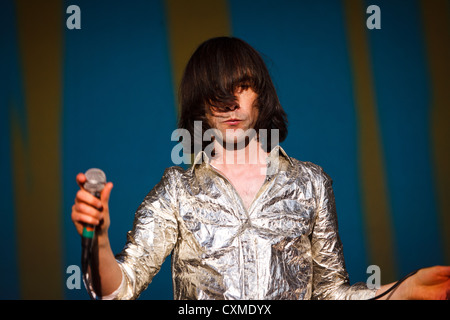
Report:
310,168,377,300
112,167,180,300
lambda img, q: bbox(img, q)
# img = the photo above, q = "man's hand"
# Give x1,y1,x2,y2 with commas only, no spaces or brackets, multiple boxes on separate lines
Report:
71,173,122,296
377,265,450,300
71,173,114,240
405,265,450,300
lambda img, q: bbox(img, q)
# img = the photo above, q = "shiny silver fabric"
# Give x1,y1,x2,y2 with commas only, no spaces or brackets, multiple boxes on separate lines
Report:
96,146,376,300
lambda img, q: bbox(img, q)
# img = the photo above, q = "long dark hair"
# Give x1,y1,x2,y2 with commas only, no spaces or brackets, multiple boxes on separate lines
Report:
178,37,288,152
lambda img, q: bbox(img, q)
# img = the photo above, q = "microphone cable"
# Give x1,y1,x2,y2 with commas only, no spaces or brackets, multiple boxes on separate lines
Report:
81,224,96,300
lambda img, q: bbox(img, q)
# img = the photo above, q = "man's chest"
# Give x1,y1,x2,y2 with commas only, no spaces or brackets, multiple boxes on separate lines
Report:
209,164,268,211
177,172,317,252
228,172,267,211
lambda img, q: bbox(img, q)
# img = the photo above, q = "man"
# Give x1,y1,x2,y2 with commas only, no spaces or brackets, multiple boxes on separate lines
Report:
71,37,450,300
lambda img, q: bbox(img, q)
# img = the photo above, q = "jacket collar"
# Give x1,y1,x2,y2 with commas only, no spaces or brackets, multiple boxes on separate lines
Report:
189,145,294,174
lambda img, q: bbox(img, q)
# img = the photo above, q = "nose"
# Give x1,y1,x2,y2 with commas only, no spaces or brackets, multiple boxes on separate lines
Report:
225,104,239,112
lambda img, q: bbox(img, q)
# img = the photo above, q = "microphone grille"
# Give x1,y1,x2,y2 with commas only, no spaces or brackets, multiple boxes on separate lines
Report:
84,168,106,193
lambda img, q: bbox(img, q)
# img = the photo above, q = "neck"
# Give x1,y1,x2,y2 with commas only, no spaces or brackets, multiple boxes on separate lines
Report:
210,136,268,170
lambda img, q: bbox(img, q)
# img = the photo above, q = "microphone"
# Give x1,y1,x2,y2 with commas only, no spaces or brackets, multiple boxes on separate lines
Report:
81,168,106,299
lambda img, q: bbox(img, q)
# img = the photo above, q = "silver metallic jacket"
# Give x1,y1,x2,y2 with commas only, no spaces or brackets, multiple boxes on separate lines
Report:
95,146,376,300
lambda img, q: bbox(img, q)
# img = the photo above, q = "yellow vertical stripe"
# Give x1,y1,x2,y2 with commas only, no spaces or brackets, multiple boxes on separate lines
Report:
13,0,63,299
165,0,231,113
420,0,450,265
343,0,397,282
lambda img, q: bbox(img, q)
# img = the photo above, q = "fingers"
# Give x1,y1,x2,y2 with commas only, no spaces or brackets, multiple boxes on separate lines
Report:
76,189,103,209
434,265,450,278
76,172,86,189
73,191,103,225
72,183,107,227
101,182,114,205
75,173,113,209
420,265,450,278
72,203,103,226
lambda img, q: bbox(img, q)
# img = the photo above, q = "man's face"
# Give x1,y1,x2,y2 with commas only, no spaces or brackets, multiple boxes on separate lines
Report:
205,86,259,147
